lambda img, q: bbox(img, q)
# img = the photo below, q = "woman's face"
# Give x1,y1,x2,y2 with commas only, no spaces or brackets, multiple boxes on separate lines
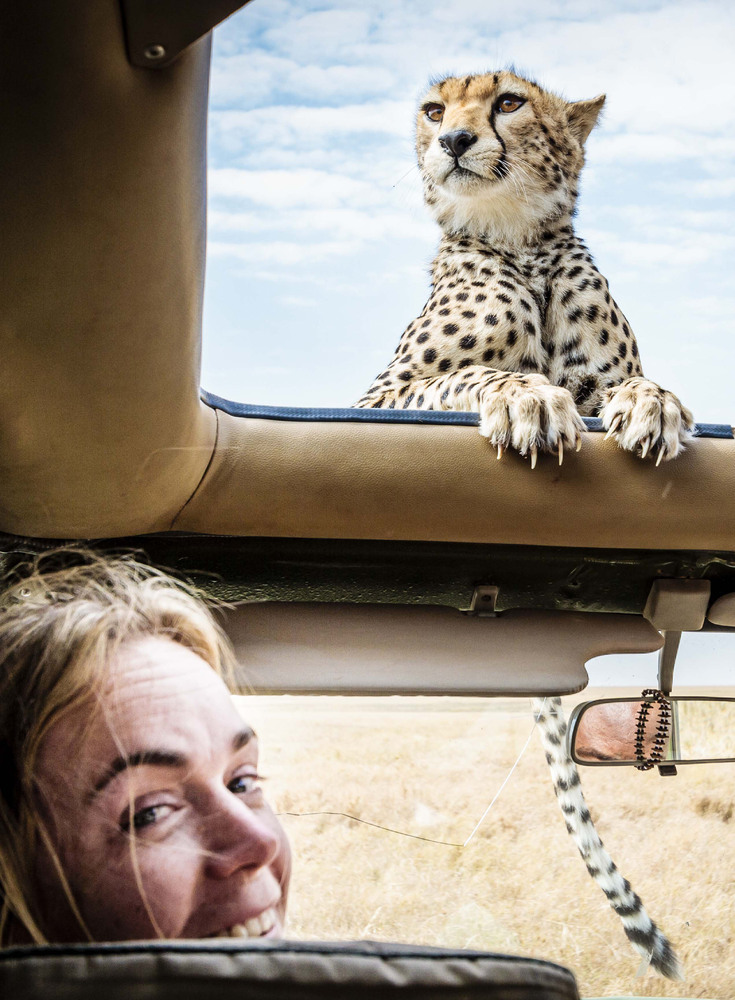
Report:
34,636,291,942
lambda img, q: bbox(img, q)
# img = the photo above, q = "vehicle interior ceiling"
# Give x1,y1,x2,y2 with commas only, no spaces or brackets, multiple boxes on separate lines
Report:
1,2,734,996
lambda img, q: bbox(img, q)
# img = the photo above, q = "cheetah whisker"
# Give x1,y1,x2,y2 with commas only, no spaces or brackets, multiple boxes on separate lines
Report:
504,166,522,201
508,162,533,205
509,167,529,206
510,160,534,187
501,159,526,203
391,163,419,189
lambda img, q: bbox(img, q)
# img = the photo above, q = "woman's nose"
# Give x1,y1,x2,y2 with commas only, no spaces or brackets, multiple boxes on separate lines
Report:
204,797,281,880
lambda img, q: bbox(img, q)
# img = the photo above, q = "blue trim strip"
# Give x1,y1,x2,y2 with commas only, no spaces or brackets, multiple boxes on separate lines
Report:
692,422,734,439
201,390,733,439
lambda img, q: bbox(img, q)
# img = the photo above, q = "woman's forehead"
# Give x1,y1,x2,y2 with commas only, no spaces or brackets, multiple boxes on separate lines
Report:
39,637,248,782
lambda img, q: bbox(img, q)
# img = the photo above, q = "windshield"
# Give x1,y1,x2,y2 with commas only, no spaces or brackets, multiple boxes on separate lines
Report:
238,634,735,998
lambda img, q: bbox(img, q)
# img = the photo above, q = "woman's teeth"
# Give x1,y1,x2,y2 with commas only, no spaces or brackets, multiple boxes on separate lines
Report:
210,907,278,938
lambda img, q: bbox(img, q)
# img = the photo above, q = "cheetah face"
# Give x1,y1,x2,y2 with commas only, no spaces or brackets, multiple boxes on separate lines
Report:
416,71,605,242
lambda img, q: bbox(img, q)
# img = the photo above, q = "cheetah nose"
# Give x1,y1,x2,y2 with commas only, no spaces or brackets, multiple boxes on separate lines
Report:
438,129,478,159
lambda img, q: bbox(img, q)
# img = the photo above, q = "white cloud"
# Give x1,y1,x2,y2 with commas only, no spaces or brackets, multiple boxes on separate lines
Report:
588,229,735,269
281,294,319,307
209,238,362,265
209,51,300,105
681,295,735,328
590,133,735,166
209,167,382,208
263,8,375,59
209,206,433,242
210,99,412,149
664,177,735,199
589,205,735,234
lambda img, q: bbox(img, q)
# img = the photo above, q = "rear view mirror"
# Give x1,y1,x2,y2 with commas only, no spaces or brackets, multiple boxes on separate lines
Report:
568,696,735,766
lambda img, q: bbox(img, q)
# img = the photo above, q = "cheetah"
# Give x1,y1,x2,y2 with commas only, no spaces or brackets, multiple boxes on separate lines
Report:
356,70,694,467
355,70,685,978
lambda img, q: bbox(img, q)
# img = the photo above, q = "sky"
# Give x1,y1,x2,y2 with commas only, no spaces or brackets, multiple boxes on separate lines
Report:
202,0,735,423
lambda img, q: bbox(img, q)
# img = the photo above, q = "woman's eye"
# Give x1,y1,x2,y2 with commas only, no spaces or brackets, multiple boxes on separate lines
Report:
424,104,444,123
121,803,175,832
228,772,263,796
497,94,525,114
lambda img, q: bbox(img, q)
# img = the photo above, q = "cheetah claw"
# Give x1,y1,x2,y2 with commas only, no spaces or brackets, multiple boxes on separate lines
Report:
599,377,694,462
497,444,504,460
558,440,564,466
530,445,538,470
604,415,622,440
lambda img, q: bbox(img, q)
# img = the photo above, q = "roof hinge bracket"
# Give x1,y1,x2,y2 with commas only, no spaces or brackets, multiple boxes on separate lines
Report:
467,585,499,617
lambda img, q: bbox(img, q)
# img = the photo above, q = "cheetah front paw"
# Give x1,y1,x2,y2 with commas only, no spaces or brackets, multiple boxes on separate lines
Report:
600,377,694,464
478,373,586,468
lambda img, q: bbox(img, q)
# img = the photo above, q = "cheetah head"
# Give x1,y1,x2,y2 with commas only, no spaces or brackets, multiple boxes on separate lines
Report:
416,70,605,244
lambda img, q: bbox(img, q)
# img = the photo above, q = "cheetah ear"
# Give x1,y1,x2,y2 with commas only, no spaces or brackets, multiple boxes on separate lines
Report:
567,94,606,144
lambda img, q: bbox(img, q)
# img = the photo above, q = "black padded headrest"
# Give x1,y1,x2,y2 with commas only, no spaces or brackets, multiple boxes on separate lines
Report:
0,939,579,1000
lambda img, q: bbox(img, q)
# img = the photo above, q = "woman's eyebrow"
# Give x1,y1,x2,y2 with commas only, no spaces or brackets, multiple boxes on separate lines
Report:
91,749,187,798
90,729,255,798
233,726,255,752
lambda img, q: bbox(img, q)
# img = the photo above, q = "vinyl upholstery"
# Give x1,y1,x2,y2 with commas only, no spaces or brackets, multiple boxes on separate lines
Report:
0,940,580,1000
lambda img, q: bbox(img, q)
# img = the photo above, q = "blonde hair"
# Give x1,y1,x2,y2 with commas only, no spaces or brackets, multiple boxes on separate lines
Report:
0,549,236,945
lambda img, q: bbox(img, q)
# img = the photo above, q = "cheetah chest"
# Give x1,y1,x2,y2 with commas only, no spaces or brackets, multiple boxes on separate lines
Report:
423,248,550,377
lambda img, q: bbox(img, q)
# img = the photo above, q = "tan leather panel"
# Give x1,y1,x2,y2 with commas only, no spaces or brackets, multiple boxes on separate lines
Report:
0,3,216,538
175,409,735,550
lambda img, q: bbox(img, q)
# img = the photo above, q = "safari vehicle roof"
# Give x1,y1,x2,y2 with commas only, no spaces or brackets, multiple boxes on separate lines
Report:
1,0,734,671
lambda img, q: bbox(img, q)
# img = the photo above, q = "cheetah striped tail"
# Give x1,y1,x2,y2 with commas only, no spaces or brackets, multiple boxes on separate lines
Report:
532,696,683,980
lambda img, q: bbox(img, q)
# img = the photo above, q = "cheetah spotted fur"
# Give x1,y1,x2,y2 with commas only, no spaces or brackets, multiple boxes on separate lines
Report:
356,70,694,467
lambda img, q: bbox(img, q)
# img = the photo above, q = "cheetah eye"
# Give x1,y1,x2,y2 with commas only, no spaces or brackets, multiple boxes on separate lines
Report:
423,103,444,123
496,94,526,114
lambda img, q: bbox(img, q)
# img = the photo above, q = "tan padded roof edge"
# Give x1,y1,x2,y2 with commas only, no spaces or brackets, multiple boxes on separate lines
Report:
0,4,216,539
174,409,735,551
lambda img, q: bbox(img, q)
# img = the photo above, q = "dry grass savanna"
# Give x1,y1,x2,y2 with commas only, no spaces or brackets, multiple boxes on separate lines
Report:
238,692,735,999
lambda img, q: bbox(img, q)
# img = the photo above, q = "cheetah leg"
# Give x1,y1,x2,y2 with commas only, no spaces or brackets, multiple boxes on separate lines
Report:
599,378,694,464
532,696,683,980
356,368,585,467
